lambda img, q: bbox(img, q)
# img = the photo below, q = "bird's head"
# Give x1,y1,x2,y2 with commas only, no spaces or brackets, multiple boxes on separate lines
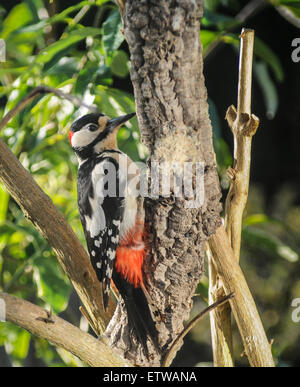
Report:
69,112,135,160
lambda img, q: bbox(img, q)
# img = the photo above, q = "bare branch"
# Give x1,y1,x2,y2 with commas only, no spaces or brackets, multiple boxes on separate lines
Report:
225,29,258,259
0,292,126,367
209,29,261,367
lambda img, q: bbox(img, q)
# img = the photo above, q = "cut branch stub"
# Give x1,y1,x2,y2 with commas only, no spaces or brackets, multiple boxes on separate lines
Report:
226,105,259,137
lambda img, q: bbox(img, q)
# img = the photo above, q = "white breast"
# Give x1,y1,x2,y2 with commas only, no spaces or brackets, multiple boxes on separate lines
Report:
120,193,138,239
118,153,141,239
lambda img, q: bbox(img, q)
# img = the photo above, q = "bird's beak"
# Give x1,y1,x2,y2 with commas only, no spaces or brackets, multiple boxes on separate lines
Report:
106,112,136,133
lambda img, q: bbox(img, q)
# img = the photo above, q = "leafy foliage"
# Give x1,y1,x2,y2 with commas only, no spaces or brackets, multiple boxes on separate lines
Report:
0,0,300,366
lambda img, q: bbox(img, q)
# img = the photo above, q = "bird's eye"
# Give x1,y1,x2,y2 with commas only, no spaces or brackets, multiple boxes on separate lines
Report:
87,124,98,132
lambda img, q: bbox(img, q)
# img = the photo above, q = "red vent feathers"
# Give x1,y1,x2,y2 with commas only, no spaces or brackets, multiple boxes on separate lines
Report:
115,221,146,288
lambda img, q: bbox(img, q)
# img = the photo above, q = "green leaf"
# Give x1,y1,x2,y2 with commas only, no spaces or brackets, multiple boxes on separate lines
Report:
243,213,271,227
200,30,221,53
102,9,124,57
254,37,284,82
195,281,209,301
204,0,220,12
0,186,9,223
94,85,136,117
219,0,240,10
94,64,113,86
44,57,79,77
5,327,31,360
25,0,44,22
202,9,238,30
74,62,99,94
35,27,102,66
11,20,47,35
243,227,299,262
0,3,33,39
254,61,279,119
110,50,129,78
208,97,221,140
33,257,71,313
208,98,232,170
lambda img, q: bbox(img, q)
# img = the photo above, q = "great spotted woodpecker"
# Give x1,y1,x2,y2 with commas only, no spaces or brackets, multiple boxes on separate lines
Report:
69,112,158,351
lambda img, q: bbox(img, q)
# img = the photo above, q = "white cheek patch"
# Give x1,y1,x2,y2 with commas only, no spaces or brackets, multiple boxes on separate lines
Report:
71,128,99,148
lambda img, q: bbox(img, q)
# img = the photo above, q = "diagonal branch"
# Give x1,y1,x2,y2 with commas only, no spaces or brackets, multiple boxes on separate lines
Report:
208,225,274,367
0,138,116,335
0,292,126,367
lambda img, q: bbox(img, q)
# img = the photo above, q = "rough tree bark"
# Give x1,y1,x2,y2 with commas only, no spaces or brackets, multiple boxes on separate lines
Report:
106,0,222,366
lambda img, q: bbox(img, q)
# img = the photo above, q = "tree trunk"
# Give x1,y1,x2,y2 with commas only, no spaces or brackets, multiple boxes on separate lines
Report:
106,0,222,366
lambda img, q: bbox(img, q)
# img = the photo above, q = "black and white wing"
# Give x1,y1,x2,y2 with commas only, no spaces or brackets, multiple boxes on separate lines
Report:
77,157,124,309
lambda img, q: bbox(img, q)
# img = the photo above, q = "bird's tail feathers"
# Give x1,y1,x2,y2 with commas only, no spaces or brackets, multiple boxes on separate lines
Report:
112,271,159,354
124,285,159,354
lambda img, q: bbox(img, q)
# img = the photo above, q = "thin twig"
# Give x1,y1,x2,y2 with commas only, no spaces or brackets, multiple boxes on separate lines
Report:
0,85,99,132
162,293,234,367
